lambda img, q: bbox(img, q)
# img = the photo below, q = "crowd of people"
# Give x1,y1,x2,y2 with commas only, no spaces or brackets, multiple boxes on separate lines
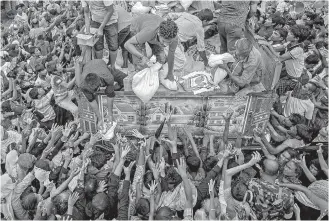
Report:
1,0,328,220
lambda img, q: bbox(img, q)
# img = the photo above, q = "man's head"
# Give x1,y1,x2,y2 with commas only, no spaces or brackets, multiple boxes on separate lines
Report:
286,25,310,43
313,16,324,30
158,19,178,47
235,38,253,60
305,53,320,73
155,206,176,220
136,198,150,218
203,156,218,172
302,11,317,21
84,177,97,198
53,190,71,215
231,178,248,201
35,63,47,76
270,28,288,42
283,160,302,178
29,88,46,100
15,3,25,14
278,148,297,166
91,193,110,218
66,27,78,38
186,156,201,172
90,151,107,169
272,15,286,28
197,8,213,22
165,166,182,191
21,192,43,214
263,159,279,176
309,158,321,177
85,73,101,90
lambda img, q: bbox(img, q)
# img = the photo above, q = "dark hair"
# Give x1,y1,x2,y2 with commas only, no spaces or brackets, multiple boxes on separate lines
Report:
84,176,97,199
186,156,200,172
315,41,328,50
198,8,213,21
313,16,324,26
272,16,285,27
66,27,74,37
289,113,305,125
285,148,298,159
85,73,101,90
159,19,178,40
1,100,12,112
276,27,288,39
296,124,312,143
37,34,44,41
136,198,150,216
90,151,107,169
304,20,314,29
35,159,51,171
155,206,175,220
305,11,317,20
53,192,70,215
29,88,39,100
290,25,311,43
21,193,38,219
310,158,320,169
44,13,51,23
165,166,182,188
231,178,247,201
305,54,320,65
30,142,45,159
92,193,110,212
35,63,45,73
76,19,85,31
143,170,154,190
49,8,58,15
15,3,25,10
203,156,218,172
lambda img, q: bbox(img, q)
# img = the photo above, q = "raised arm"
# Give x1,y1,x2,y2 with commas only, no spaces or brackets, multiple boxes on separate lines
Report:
317,145,328,178
253,133,276,160
176,157,193,210
183,125,202,167
279,183,328,213
297,155,317,183
223,112,233,145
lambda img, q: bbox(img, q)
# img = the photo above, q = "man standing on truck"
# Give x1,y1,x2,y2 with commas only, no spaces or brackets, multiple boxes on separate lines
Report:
82,0,118,69
217,0,258,53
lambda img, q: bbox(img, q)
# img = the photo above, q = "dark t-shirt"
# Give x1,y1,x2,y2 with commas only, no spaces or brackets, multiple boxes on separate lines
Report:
80,59,115,102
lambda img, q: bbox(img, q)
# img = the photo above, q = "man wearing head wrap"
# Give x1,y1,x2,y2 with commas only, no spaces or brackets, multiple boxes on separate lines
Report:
218,38,266,97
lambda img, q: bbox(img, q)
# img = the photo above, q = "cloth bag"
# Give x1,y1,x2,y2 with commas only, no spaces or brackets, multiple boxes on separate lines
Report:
159,63,178,91
208,53,236,85
208,53,235,68
132,63,162,103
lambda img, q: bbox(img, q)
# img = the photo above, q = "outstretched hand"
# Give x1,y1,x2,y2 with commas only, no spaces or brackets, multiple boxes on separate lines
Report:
249,151,262,165
175,157,187,178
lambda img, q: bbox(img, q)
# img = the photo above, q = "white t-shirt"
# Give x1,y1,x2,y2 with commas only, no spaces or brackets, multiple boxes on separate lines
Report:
285,47,304,78
284,91,314,120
